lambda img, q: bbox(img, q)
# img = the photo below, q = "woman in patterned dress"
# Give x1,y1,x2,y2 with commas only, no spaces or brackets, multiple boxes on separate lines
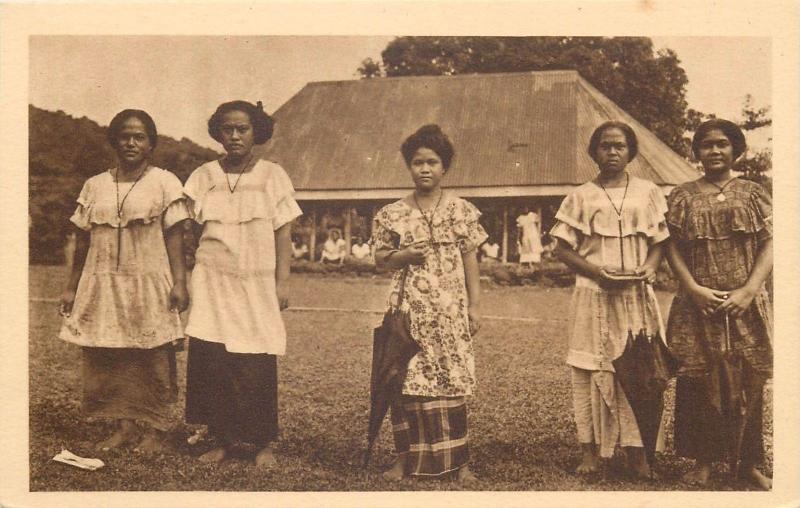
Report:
666,119,773,489
551,121,670,477
183,100,302,468
59,109,189,453
373,124,487,483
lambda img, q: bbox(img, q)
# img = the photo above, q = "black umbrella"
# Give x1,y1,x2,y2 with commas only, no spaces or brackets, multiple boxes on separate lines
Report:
362,268,420,468
612,282,679,464
703,313,765,479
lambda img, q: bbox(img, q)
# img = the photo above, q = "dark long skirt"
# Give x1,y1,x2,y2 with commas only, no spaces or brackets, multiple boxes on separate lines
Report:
674,376,765,469
185,338,279,447
391,395,469,476
82,343,177,431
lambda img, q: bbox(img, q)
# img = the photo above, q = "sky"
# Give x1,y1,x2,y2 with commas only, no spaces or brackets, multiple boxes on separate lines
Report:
29,35,772,150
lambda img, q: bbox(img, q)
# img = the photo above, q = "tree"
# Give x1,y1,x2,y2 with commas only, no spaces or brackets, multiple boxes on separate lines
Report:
28,105,220,264
737,96,772,192
359,36,690,156
357,57,383,79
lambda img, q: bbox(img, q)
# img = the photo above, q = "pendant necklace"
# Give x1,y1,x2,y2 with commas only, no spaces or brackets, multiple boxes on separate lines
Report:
114,165,148,270
413,189,444,265
223,153,253,194
598,173,630,271
704,176,737,202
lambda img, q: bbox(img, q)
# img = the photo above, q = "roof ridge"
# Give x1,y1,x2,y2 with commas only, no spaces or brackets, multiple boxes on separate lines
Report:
574,76,695,181
303,69,581,87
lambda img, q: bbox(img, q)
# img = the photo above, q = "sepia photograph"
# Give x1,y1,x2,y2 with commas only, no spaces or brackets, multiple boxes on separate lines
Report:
3,2,800,507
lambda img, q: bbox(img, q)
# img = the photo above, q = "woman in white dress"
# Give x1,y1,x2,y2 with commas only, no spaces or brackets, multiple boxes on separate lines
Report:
59,109,189,453
551,121,669,478
516,207,543,266
183,100,302,468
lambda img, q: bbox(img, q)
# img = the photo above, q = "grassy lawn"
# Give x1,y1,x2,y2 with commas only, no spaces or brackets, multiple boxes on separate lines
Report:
29,265,771,491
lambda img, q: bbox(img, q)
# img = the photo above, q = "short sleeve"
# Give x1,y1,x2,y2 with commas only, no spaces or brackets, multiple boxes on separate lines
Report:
270,164,303,230
549,220,580,249
751,183,773,242
647,183,670,245
371,207,400,251
454,199,488,254
665,185,688,237
549,191,585,249
69,179,94,231
161,170,190,230
182,166,208,223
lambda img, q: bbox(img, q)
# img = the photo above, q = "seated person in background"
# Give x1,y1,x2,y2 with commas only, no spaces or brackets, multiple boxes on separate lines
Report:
351,236,372,262
320,228,346,264
291,236,309,260
480,238,501,263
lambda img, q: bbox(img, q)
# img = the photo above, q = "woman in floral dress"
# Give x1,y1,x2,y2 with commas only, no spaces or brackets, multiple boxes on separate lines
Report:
373,124,487,483
551,121,669,478
666,119,773,489
59,109,189,453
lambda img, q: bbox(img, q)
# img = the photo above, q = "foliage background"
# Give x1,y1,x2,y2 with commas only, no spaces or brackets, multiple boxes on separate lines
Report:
29,105,219,265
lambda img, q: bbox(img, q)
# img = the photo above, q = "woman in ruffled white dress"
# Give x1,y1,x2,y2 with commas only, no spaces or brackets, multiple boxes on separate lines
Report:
59,109,190,453
516,207,543,266
183,100,302,468
550,121,670,478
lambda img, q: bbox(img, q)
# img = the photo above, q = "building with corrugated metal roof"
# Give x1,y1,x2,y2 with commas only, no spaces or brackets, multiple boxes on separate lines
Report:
258,70,698,262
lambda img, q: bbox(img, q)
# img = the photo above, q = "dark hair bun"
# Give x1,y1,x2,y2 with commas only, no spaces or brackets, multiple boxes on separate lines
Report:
400,124,455,170
208,100,274,145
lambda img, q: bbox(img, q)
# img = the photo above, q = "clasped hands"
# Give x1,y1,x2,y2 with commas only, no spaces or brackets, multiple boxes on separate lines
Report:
688,284,756,318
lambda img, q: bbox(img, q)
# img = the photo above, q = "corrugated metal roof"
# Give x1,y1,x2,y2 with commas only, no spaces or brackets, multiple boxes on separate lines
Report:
259,70,699,193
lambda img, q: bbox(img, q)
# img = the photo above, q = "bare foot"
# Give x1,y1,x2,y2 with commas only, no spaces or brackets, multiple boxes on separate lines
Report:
625,447,652,479
743,466,772,490
382,457,406,481
199,446,227,464
683,462,712,486
576,444,599,474
457,465,478,484
254,445,277,469
134,431,171,454
95,420,138,451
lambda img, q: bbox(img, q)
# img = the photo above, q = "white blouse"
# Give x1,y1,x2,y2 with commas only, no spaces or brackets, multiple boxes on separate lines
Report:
183,159,302,354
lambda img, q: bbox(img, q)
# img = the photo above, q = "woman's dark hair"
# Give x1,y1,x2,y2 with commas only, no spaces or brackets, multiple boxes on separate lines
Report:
691,118,746,160
107,109,158,148
208,100,274,145
588,121,638,162
401,124,455,170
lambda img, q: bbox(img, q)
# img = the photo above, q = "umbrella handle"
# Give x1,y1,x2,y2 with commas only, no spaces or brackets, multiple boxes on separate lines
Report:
639,280,648,337
724,312,731,353
393,267,411,310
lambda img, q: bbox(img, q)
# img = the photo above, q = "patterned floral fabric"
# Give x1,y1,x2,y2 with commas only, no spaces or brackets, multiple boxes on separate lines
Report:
666,178,773,377
59,167,188,349
372,195,487,397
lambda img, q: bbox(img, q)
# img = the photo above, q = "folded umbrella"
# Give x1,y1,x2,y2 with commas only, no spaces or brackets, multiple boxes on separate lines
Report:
612,282,679,464
363,268,420,468
703,313,765,479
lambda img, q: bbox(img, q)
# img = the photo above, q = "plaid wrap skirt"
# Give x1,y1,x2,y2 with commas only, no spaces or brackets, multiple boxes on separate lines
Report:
391,395,469,476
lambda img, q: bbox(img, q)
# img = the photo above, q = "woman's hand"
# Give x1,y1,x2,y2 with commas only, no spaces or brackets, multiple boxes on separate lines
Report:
688,283,729,317
400,241,429,266
276,286,290,311
715,286,756,318
169,281,189,313
634,264,658,284
595,266,629,289
468,304,481,336
59,289,76,317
